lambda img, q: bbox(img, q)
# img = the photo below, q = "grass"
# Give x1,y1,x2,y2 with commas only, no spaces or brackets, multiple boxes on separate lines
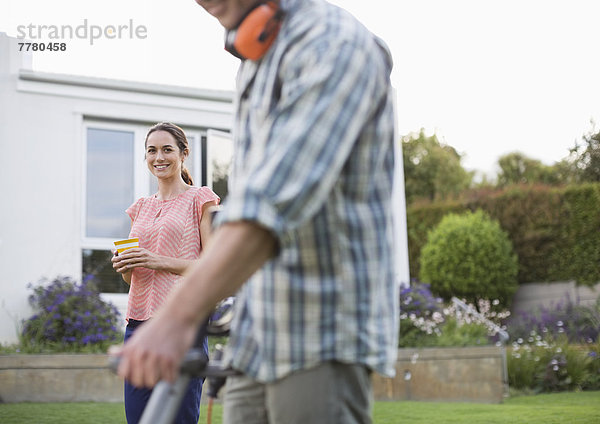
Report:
1,391,599,424
374,391,600,423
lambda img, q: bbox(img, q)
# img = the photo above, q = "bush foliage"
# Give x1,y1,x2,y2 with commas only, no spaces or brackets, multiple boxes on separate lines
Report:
419,210,518,306
20,276,122,353
408,183,600,286
507,336,600,393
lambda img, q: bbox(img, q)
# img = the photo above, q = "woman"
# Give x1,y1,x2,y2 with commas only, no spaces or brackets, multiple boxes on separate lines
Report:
112,122,219,424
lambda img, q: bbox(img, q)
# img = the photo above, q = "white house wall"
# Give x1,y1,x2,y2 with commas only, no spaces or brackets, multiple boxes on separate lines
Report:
0,33,234,344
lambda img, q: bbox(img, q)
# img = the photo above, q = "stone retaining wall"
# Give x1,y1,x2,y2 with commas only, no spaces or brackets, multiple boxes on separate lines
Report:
1,346,506,403
373,345,507,403
511,281,600,314
0,354,122,403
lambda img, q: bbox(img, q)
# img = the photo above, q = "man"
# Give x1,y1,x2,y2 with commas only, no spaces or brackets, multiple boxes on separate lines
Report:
112,0,399,422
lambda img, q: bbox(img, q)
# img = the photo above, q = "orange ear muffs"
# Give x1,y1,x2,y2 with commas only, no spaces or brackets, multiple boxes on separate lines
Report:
225,1,285,61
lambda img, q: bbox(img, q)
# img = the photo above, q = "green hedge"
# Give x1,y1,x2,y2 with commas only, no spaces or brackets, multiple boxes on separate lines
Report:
407,183,600,286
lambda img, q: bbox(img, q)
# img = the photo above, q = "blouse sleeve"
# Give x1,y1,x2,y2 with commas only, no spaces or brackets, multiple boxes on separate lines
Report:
126,198,145,222
194,187,220,219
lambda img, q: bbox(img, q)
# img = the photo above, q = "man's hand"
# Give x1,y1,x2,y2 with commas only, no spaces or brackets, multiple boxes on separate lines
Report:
109,314,198,387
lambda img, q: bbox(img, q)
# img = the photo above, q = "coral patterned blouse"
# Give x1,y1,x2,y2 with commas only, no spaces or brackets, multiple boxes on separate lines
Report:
125,186,219,322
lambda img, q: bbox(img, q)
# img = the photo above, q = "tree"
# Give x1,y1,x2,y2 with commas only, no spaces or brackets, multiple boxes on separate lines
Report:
402,129,472,204
567,122,600,183
496,152,563,187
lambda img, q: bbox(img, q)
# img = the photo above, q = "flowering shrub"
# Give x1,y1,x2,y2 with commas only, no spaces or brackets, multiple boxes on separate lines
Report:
398,281,509,348
505,298,600,392
398,281,600,392
583,343,600,389
20,276,123,353
507,334,600,392
399,282,445,347
506,297,600,344
400,281,444,318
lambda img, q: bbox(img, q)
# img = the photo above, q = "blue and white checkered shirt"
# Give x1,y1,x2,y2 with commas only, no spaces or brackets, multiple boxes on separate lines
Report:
217,0,399,382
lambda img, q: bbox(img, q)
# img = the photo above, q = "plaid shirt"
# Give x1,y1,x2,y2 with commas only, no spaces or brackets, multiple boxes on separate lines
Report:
217,0,399,382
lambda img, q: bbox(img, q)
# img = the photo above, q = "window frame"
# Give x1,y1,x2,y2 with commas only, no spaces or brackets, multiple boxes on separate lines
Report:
205,129,233,201
81,121,145,250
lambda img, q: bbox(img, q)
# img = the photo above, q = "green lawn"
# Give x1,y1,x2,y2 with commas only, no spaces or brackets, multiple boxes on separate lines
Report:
0,391,599,423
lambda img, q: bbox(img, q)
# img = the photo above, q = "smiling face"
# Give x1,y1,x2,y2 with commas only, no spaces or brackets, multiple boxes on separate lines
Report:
195,0,258,29
145,130,188,181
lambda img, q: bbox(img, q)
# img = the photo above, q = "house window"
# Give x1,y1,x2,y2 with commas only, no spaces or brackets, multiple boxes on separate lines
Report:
82,248,127,293
82,122,224,293
86,128,135,239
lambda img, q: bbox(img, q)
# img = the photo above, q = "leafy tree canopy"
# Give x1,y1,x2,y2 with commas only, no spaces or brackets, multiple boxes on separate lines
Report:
496,152,564,187
402,129,472,204
567,122,600,183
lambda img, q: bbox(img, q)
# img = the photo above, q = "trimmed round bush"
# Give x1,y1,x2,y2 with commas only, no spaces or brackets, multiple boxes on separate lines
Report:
419,209,518,307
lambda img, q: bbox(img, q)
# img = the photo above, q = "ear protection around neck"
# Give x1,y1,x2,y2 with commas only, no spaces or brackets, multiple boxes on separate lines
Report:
225,1,285,61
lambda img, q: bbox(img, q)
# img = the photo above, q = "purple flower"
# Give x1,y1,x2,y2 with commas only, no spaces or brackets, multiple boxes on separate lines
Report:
21,276,122,351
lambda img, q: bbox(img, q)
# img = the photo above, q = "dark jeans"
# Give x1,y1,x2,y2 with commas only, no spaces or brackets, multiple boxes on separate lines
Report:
123,320,206,424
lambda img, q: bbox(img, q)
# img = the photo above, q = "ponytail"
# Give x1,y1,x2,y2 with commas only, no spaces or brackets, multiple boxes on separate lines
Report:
181,166,194,186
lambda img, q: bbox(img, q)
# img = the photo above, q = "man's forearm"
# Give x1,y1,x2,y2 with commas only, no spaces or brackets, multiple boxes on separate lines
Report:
156,221,277,327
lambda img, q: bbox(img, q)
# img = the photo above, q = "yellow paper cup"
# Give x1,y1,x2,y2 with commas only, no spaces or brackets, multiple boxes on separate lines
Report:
114,238,139,254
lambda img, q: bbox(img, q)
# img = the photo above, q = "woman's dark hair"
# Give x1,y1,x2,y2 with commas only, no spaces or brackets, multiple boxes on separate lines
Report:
145,122,193,185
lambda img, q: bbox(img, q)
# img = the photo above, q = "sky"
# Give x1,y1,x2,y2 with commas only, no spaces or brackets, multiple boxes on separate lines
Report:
2,0,599,177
